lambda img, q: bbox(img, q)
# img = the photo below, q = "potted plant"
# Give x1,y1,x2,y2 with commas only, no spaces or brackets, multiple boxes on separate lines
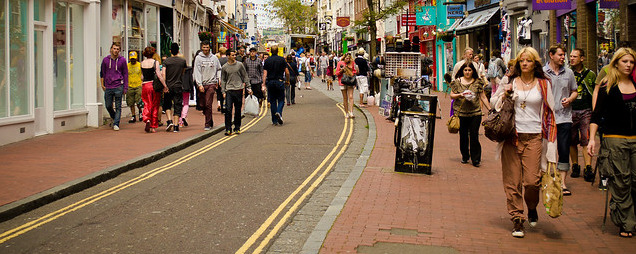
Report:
437,31,455,42
198,31,214,43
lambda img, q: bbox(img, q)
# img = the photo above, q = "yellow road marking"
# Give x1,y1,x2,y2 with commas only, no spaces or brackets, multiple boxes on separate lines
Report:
0,103,268,244
236,103,352,254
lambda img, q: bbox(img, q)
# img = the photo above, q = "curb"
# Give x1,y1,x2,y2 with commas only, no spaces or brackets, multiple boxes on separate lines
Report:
0,124,228,222
300,105,377,254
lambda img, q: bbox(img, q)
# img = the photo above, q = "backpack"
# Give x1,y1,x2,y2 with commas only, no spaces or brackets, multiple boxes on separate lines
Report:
487,59,500,79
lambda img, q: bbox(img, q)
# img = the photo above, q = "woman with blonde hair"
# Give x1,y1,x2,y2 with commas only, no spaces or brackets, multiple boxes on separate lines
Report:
587,47,636,238
491,47,557,238
335,53,357,118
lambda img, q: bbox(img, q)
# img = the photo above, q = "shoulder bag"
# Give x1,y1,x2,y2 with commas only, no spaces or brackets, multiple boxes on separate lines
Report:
152,60,164,92
482,91,515,142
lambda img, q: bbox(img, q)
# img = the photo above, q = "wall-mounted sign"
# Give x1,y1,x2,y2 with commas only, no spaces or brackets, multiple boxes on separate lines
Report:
401,13,416,27
336,17,350,27
447,5,465,19
532,0,571,10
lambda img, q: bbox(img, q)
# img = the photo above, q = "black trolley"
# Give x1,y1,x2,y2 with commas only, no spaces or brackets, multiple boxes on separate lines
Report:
394,92,437,174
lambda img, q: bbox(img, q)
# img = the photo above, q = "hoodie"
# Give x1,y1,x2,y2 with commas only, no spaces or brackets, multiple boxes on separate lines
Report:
194,51,222,87
101,55,128,92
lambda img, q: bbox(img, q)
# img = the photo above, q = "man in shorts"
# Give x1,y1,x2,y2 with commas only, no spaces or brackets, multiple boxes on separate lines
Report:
568,48,596,182
126,51,142,123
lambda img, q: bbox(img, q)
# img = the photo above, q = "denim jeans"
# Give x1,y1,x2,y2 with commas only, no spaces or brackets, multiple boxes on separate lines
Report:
104,86,124,126
267,80,285,124
556,123,573,171
224,90,243,131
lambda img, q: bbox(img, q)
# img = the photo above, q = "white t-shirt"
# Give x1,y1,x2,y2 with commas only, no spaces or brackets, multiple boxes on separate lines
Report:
514,80,542,134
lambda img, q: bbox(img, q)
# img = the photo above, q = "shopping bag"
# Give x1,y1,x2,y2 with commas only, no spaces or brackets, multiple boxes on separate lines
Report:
541,163,563,218
244,95,259,116
367,95,374,107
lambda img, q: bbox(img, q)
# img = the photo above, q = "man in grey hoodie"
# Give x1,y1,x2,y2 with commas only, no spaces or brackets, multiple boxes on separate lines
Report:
194,41,222,130
221,49,249,135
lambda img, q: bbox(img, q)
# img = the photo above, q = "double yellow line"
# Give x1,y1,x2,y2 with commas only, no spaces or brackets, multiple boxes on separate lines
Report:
236,104,354,254
0,103,269,244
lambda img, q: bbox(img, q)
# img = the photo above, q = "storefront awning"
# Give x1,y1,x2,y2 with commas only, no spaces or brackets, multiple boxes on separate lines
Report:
453,7,499,34
445,19,463,33
218,19,246,37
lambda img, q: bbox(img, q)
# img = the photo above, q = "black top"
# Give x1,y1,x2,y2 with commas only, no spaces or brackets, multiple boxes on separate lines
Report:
354,57,369,76
163,56,187,90
286,60,299,78
141,61,157,82
591,80,636,135
263,55,287,81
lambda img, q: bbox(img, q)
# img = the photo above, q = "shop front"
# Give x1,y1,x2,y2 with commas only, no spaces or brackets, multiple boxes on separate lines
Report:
453,2,501,63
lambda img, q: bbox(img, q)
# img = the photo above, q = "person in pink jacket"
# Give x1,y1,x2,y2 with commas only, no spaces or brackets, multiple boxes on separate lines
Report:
335,53,357,118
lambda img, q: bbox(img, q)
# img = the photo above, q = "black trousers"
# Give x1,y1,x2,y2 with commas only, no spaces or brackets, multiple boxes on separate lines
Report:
459,115,482,163
224,89,243,132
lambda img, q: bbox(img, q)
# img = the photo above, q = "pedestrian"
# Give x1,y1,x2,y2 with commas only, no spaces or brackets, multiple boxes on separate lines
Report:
490,47,558,238
544,44,578,196
319,51,329,83
140,46,166,133
285,54,299,105
568,48,596,181
326,54,335,90
335,53,357,118
450,62,491,167
452,47,479,78
236,46,246,62
299,53,312,90
100,42,128,131
126,51,143,123
194,41,223,131
354,48,371,107
473,53,487,79
221,49,249,135
587,47,636,238
162,43,187,133
487,50,507,99
217,47,228,112
244,48,264,103
262,45,290,126
180,50,198,128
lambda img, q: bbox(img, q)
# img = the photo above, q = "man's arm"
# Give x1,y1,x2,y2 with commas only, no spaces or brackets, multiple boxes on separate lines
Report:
262,69,268,93
193,57,204,92
563,72,578,107
284,67,290,84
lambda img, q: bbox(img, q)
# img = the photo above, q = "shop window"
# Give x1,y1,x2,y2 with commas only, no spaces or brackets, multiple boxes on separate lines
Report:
8,0,29,116
34,0,45,22
146,5,158,49
53,2,85,111
112,0,125,50
128,1,144,54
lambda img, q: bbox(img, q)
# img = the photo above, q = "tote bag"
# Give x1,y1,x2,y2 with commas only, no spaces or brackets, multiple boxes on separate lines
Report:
541,163,563,218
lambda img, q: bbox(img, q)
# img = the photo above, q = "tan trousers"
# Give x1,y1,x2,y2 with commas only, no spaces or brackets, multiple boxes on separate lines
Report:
501,133,542,219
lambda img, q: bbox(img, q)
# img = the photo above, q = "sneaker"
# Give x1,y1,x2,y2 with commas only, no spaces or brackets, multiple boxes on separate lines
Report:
233,129,241,135
349,112,355,118
225,130,232,136
113,125,120,131
528,209,538,227
275,112,284,125
144,121,151,133
128,117,136,123
166,121,174,132
599,176,608,191
583,165,594,182
173,126,180,133
511,217,525,238
182,118,188,127
570,164,581,178
204,127,212,131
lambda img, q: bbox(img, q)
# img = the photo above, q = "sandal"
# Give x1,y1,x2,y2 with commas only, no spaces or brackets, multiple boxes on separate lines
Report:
620,227,633,238
563,188,572,196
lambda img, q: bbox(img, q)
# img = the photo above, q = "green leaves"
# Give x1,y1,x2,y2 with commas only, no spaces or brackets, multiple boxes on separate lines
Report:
269,0,317,34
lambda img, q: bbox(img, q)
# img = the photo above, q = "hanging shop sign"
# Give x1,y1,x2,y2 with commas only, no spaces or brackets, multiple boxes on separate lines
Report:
336,17,350,27
532,0,572,10
319,23,327,30
217,31,227,43
447,5,465,19
401,13,417,27
416,6,437,26
599,0,619,9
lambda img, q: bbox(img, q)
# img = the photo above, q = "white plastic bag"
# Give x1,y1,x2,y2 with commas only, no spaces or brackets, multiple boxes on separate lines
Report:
244,95,259,116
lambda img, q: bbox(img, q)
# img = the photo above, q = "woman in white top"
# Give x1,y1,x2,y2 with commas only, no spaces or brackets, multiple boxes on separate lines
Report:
490,47,557,238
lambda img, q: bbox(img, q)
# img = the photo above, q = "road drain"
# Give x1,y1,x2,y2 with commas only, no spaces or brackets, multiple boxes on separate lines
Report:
357,242,459,254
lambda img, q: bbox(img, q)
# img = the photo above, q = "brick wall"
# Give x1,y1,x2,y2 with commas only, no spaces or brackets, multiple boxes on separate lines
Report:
577,0,597,70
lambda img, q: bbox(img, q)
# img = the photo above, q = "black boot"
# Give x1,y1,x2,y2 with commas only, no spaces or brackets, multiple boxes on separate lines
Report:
570,164,580,178
583,165,594,182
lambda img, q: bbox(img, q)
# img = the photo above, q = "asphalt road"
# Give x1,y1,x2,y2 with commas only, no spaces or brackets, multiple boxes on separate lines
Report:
0,85,364,253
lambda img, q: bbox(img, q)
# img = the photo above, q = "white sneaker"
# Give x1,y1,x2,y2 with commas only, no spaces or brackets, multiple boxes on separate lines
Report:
113,125,120,131
349,112,355,118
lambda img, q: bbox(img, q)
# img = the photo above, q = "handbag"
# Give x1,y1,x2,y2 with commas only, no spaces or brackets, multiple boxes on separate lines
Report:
447,115,460,133
341,73,357,86
151,60,164,92
541,163,563,218
482,92,515,142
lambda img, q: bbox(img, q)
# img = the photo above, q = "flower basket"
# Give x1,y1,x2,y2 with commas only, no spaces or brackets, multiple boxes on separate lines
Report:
437,32,455,42
198,31,213,43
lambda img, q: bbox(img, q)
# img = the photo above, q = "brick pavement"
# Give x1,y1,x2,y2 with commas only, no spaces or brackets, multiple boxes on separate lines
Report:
0,109,224,208
321,91,636,253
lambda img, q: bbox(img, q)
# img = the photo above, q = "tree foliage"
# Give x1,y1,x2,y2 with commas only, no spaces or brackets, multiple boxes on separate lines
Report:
269,0,317,34
353,0,409,60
